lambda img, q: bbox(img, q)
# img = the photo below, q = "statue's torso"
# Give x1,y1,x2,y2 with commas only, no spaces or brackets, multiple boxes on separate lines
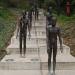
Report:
20,18,28,34
48,26,60,44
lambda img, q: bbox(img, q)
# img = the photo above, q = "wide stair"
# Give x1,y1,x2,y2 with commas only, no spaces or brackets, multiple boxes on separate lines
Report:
0,11,75,75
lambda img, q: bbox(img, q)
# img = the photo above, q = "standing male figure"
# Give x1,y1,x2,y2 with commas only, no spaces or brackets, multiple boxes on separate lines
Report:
28,9,33,30
16,11,30,57
31,5,35,15
47,17,63,75
46,6,53,27
47,6,52,14
34,5,39,20
46,6,53,51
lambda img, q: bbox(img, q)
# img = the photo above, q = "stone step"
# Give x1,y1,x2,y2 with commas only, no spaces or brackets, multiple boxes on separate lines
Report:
0,70,41,75
42,70,75,75
11,38,46,45
31,22,46,27
11,36,46,45
11,40,46,48
0,54,40,70
12,35,46,40
11,35,63,45
14,30,46,37
6,43,70,55
14,23,46,37
15,22,46,34
15,30,46,35
0,70,75,75
29,31,46,36
0,53,75,70
31,26,45,30
40,53,75,70
6,44,38,54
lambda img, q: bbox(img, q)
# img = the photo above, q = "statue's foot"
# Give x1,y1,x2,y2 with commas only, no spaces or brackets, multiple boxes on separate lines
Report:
52,72,55,75
22,54,26,58
48,71,51,75
20,54,22,58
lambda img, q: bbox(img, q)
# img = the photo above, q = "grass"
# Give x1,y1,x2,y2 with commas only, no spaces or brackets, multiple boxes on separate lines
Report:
57,14,75,57
0,7,16,59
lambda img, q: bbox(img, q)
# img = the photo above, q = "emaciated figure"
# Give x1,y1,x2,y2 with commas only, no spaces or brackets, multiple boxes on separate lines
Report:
34,5,39,20
47,17,63,75
28,9,33,30
16,11,31,57
46,6,53,53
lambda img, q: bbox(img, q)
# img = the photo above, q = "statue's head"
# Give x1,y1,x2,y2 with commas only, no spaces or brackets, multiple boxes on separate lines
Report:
22,10,26,19
48,6,52,13
49,6,52,11
52,16,57,27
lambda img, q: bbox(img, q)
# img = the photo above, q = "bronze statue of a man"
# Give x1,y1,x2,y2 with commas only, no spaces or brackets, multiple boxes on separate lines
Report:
46,6,53,53
16,11,31,57
47,17,63,75
34,5,39,20
28,9,33,30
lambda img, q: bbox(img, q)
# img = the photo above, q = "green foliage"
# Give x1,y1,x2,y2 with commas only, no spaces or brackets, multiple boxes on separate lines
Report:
18,0,30,10
57,14,75,56
0,8,16,50
0,0,75,13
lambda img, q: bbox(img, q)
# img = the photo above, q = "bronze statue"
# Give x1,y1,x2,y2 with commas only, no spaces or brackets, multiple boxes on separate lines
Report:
16,11,31,57
28,9,33,31
46,6,53,54
47,17,63,75
34,5,39,20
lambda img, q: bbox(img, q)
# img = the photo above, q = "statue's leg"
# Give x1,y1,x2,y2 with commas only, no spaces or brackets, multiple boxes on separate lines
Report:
46,28,49,51
48,47,52,72
30,18,32,29
53,44,57,75
32,10,35,15
37,11,39,20
23,34,26,56
35,12,37,20
35,13,36,20
33,11,35,15
19,34,22,56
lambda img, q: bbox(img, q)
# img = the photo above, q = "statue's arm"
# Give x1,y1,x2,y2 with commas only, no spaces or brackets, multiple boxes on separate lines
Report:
27,20,30,32
16,18,20,38
58,28,63,53
27,20,31,39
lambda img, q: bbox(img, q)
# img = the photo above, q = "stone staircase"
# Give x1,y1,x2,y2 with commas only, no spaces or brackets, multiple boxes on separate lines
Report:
0,11,75,75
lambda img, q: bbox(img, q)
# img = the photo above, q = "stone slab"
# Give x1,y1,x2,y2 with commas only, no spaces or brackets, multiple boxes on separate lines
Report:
1,52,75,70
0,54,40,70
42,70,75,75
40,53,75,70
0,70,75,75
0,70,41,75
1,54,39,62
6,43,70,55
